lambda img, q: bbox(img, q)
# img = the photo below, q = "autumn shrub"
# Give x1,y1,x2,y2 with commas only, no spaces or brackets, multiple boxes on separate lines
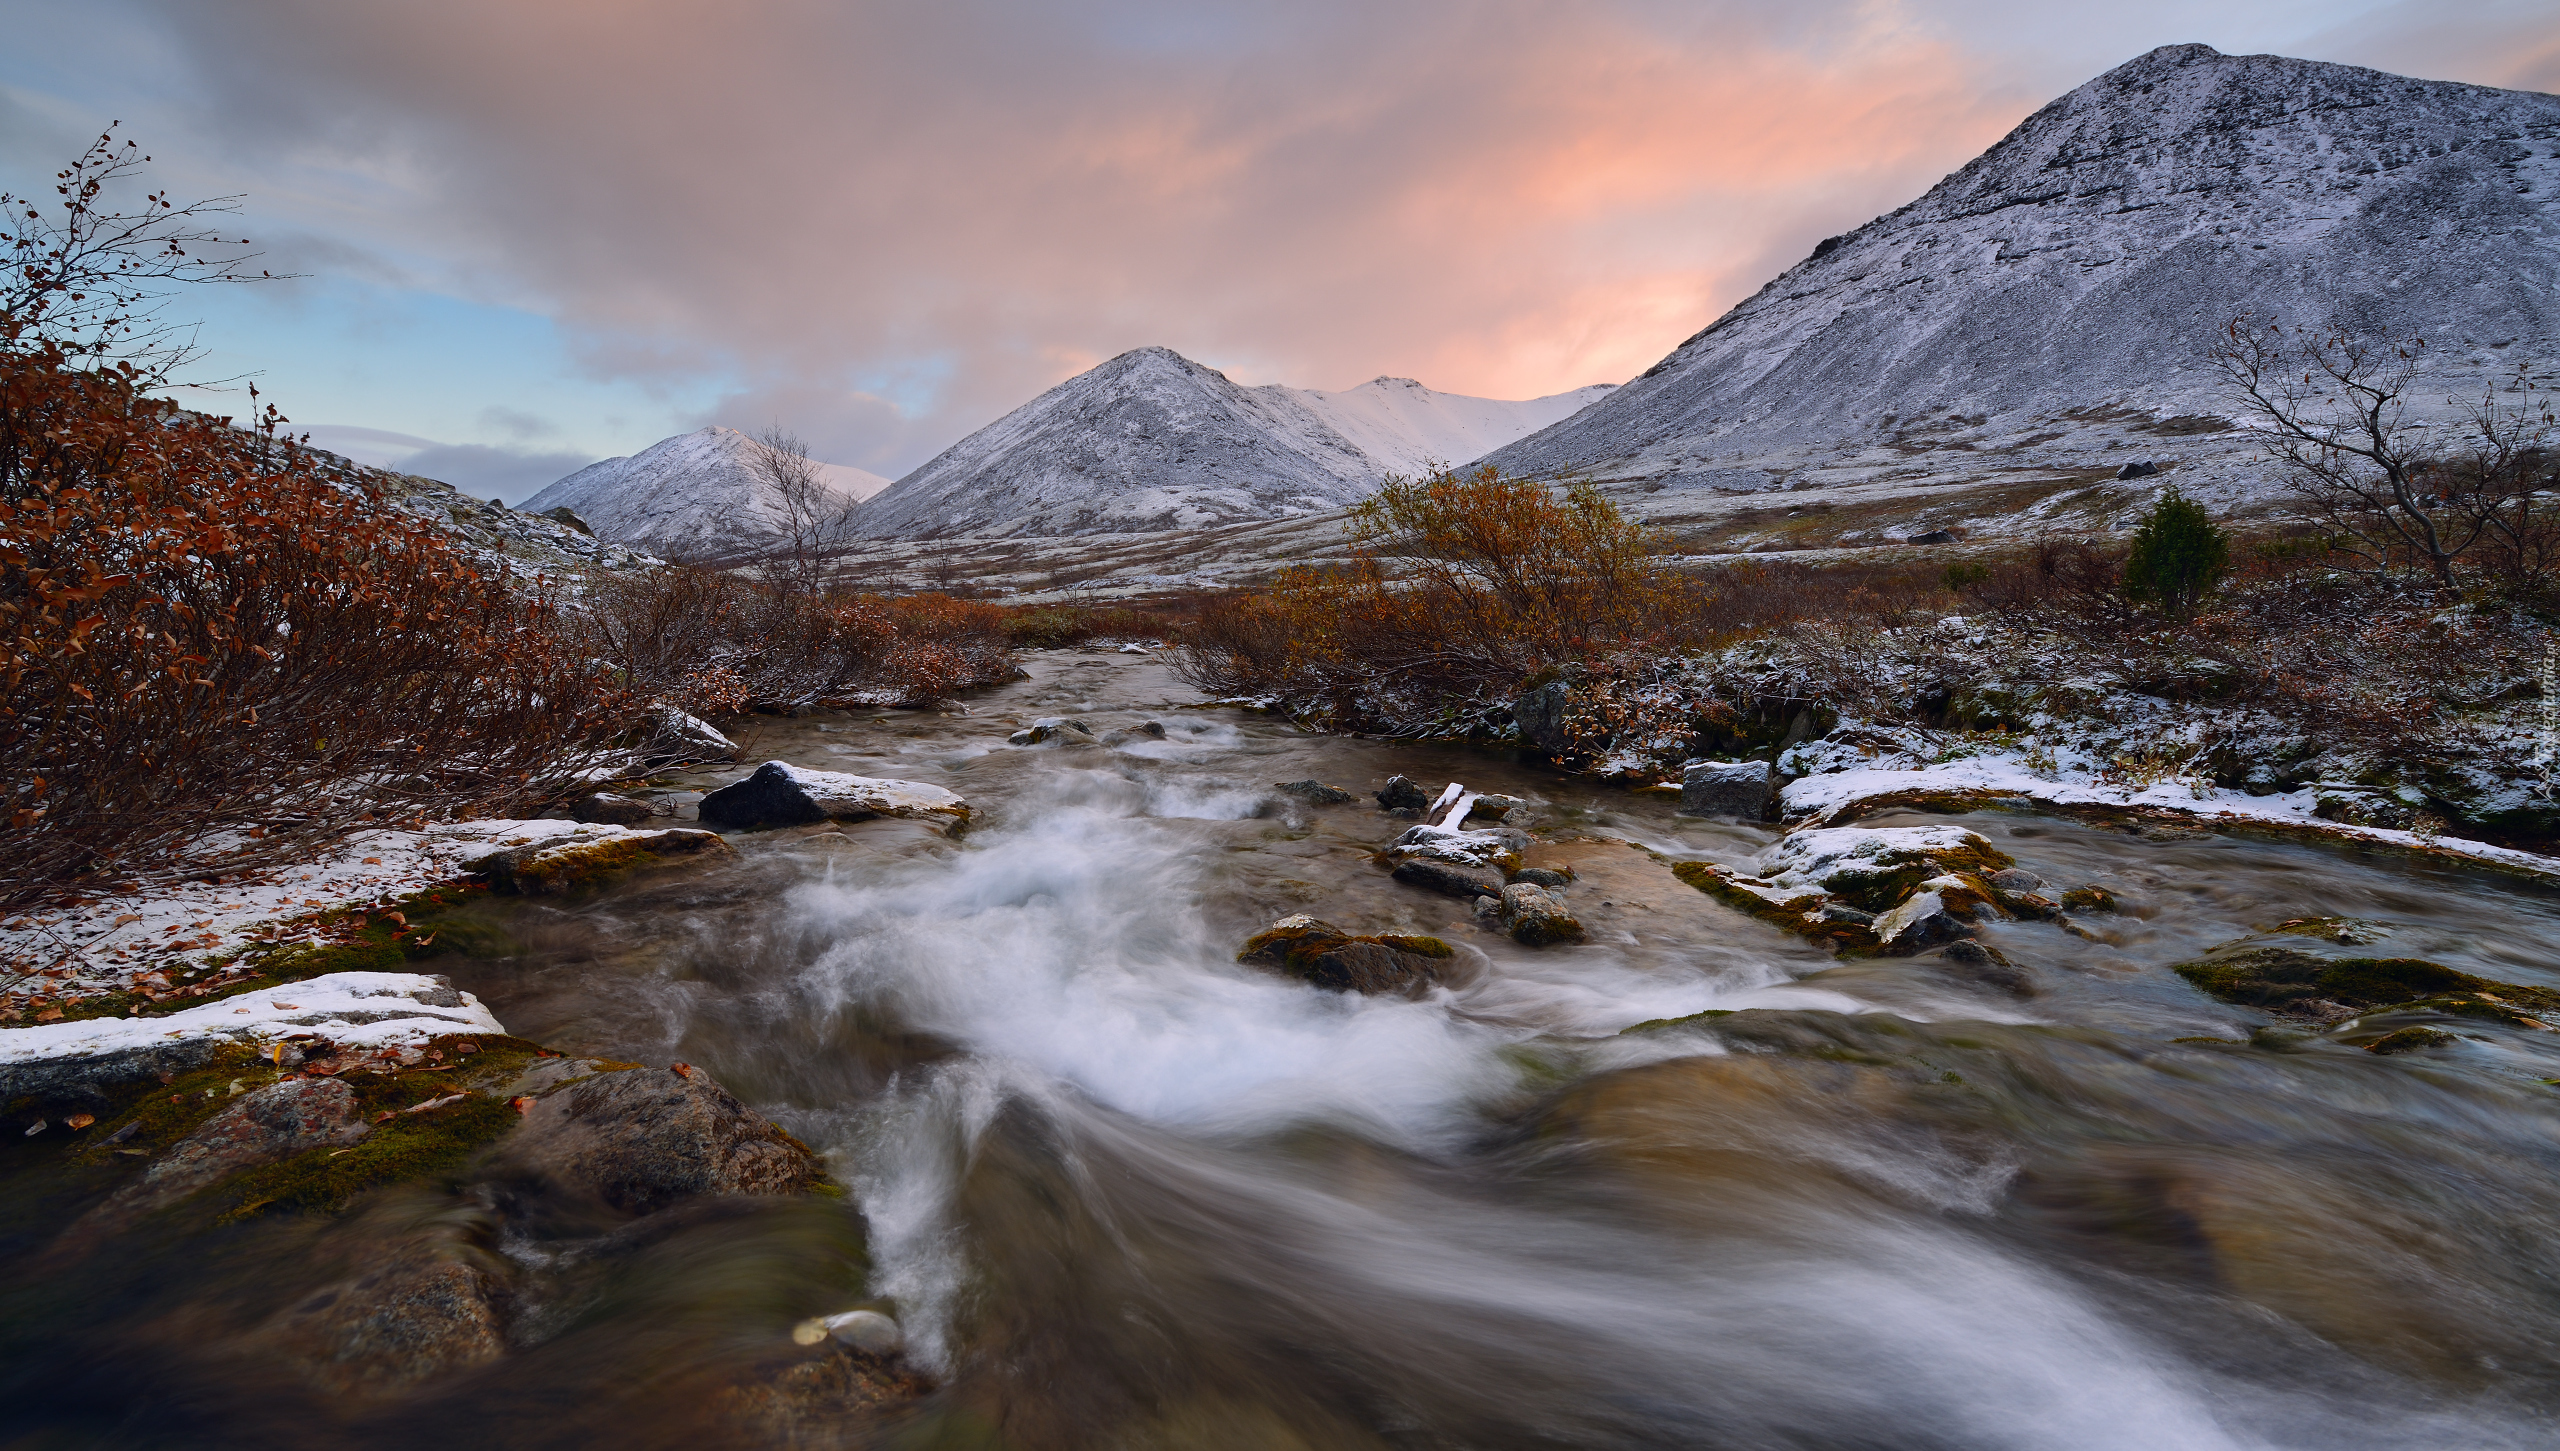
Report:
1000,600,1176,648
1176,467,1698,733
578,569,1015,714
0,345,628,907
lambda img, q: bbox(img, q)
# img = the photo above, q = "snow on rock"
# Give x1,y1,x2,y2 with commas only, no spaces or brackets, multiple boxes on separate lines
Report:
522,426,889,559
0,820,699,998
857,347,1613,539
696,760,971,831
0,972,503,1069
1775,756,2560,884
1756,825,2011,906
1487,43,2560,491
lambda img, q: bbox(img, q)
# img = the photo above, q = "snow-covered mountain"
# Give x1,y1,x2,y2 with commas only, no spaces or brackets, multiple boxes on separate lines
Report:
855,348,1611,538
1487,43,2560,488
520,426,891,558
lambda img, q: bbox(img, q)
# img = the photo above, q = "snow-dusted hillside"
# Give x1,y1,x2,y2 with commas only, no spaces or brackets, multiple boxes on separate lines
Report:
856,348,1611,539
1487,43,2560,489
521,426,890,558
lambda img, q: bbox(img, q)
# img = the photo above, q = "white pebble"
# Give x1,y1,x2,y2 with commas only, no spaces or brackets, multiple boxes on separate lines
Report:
824,1309,904,1355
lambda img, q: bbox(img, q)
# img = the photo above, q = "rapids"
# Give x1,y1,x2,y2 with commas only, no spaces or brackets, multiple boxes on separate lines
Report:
11,649,2560,1449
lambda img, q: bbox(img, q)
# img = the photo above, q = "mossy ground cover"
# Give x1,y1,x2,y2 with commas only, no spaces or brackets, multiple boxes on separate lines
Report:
38,882,501,1026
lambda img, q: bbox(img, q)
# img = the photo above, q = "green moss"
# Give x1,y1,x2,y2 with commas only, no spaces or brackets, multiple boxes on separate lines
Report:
1372,935,1454,958
2365,1026,2459,1056
1621,1009,1736,1034
1669,861,1878,952
2059,886,2119,912
216,1094,521,1221
2172,948,2560,1023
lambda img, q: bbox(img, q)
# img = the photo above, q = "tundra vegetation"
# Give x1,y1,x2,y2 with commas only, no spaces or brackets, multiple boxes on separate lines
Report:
0,135,1028,913
1179,334,2560,845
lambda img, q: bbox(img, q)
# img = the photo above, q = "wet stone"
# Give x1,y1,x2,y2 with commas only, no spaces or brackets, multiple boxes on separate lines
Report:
1276,780,1358,805
1375,775,1431,810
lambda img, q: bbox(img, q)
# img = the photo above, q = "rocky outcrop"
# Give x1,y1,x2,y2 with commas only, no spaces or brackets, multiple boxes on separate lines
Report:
1236,916,1458,996
1390,857,1505,899
503,1064,822,1215
697,761,971,832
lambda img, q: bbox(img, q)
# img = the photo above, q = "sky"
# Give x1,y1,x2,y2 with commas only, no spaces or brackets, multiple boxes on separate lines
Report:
2,1,2554,501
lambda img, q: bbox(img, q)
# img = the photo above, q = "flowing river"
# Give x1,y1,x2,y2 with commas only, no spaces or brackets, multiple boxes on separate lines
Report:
15,649,2560,1449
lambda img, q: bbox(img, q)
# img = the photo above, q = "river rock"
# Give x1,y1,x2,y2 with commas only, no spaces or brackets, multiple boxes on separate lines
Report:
698,761,971,831
467,826,736,893
1276,780,1357,804
1509,867,1572,889
1375,776,1431,810
261,1234,512,1396
83,1077,372,1232
1390,857,1505,899
1499,883,1586,946
1511,679,1570,753
567,792,657,826
1235,916,1456,996
642,704,740,768
1009,717,1100,746
1868,891,1973,952
1753,825,2012,913
1680,760,1773,819
504,1064,821,1215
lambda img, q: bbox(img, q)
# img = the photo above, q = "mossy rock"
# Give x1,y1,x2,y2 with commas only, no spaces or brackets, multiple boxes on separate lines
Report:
217,1093,522,1222
1235,917,1455,996
2172,948,2560,1024
2365,1026,2459,1056
2059,886,2118,912
1668,861,1878,953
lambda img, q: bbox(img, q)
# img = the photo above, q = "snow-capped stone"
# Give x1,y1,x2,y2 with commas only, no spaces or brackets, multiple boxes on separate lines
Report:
696,761,970,830
0,972,505,1107
1487,44,2560,486
643,705,740,768
523,426,889,558
857,347,1612,539
1756,826,2011,910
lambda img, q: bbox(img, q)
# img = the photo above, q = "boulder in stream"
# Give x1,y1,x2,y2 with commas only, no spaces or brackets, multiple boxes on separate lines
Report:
1679,760,1773,820
503,1063,822,1215
641,704,741,768
1498,883,1585,947
567,792,658,826
1236,916,1457,996
80,1077,373,1233
1390,857,1505,900
697,761,971,832
1277,780,1358,805
1375,776,1431,810
467,826,736,894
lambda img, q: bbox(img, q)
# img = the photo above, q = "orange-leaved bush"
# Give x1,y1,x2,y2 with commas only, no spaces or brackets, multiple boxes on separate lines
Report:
0,343,628,907
1176,466,1697,734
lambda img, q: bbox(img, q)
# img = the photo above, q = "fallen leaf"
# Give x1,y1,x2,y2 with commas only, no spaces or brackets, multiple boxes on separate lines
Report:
35,1006,61,1022
454,1040,479,1055
113,913,143,928
361,857,382,865
65,1113,94,1130
373,1110,394,1123
271,1002,300,1010
22,1120,45,1136
671,1062,694,1079
510,1096,534,1115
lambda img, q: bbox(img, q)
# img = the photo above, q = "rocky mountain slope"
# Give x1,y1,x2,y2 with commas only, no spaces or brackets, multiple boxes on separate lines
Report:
522,426,890,559
1485,43,2560,493
856,347,1610,539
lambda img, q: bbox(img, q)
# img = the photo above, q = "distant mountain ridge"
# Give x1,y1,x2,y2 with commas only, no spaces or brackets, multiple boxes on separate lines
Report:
521,426,890,557
854,348,1611,539
1487,43,2560,487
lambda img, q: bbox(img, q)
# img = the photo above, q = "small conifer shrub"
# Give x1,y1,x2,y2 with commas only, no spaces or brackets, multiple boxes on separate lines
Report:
2123,484,2231,615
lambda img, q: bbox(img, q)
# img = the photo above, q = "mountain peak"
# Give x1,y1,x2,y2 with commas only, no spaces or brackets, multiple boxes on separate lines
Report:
1487,45,2560,485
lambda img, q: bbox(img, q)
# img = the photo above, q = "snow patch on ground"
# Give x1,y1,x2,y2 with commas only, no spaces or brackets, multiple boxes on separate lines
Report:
0,819,681,990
